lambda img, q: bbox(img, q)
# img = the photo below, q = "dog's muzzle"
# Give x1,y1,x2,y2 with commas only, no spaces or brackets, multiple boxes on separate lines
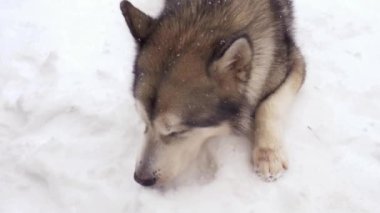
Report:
134,172,157,187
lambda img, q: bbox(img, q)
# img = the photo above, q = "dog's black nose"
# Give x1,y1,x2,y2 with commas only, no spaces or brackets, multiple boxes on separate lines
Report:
134,172,157,187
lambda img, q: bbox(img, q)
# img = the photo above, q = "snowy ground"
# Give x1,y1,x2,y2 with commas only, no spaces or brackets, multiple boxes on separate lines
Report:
1,0,380,212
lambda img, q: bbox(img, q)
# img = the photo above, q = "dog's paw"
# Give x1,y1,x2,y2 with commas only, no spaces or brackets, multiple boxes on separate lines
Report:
252,147,288,182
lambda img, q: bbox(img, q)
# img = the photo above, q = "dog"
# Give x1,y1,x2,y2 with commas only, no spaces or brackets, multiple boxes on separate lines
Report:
120,0,306,187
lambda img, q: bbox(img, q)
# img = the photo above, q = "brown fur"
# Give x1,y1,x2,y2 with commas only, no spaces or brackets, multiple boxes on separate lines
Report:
120,0,306,186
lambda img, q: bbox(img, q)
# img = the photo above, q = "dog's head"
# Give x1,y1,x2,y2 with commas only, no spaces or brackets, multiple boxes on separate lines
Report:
120,1,253,186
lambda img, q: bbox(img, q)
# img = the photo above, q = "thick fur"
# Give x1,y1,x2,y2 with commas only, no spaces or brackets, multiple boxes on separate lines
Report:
120,0,306,186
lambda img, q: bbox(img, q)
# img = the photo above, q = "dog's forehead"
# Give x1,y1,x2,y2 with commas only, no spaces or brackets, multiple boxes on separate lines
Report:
136,48,213,102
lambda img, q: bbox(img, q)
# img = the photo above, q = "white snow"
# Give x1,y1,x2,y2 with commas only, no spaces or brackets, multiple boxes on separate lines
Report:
1,0,380,212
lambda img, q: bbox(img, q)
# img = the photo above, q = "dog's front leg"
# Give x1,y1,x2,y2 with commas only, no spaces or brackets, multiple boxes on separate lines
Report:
250,95,289,182
250,48,306,182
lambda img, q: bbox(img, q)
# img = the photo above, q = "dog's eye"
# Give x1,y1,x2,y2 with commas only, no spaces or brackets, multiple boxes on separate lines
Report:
167,130,188,138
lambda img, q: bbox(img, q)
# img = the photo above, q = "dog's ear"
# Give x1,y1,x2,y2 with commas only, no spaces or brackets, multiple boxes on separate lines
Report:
210,36,253,91
120,1,155,44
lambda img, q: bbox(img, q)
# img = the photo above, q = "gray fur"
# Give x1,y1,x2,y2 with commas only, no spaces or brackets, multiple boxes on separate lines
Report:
120,0,306,186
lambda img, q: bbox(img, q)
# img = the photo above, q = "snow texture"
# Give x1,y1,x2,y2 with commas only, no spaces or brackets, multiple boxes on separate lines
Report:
1,0,380,212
